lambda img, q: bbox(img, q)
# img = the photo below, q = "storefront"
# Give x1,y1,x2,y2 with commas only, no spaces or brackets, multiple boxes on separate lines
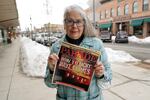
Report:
0,28,8,44
130,19,143,37
130,17,150,38
113,15,131,35
0,29,2,43
143,17,150,37
115,22,130,34
99,22,112,31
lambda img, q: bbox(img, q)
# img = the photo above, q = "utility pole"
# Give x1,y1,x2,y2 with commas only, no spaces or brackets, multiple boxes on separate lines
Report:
45,0,49,33
45,0,52,46
93,0,96,27
30,16,33,39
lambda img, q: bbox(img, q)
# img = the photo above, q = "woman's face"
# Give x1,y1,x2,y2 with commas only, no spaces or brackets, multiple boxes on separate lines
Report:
64,10,84,39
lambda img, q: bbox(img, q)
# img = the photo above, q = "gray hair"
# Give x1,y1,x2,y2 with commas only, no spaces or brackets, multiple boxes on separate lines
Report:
63,5,98,37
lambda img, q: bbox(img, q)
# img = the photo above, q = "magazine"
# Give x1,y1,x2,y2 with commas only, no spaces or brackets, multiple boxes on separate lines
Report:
52,42,101,91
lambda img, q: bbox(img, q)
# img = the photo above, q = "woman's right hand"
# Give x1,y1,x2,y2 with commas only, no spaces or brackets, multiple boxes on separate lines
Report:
48,53,59,71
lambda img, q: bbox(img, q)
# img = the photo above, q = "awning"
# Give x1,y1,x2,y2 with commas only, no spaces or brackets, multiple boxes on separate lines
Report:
144,18,150,22
99,23,112,29
131,19,143,27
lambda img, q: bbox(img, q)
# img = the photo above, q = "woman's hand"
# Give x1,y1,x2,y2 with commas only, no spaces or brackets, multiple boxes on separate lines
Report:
94,61,104,78
48,53,59,71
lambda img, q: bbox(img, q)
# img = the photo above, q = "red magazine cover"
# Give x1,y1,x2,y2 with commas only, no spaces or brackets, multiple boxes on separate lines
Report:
52,42,100,91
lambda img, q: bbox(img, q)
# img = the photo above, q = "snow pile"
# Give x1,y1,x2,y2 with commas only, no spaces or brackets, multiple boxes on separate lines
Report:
105,48,140,63
20,37,50,77
128,36,150,44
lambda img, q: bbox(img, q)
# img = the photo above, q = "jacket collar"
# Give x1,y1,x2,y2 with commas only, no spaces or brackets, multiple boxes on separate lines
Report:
56,35,94,49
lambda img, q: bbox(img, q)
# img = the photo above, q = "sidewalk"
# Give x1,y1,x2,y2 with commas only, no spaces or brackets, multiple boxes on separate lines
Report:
0,38,56,100
104,62,150,100
0,38,150,100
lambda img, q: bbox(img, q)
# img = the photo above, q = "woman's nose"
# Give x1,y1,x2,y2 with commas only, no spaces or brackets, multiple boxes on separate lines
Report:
72,23,78,27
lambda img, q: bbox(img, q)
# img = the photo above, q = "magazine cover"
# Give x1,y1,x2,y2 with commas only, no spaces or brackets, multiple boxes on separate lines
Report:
52,42,101,91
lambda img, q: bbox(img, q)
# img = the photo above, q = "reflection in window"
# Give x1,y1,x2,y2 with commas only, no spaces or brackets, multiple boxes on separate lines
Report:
117,6,121,16
133,2,138,13
125,4,129,15
143,0,149,11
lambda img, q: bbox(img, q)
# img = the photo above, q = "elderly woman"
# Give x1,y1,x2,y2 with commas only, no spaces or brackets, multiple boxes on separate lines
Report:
44,5,112,100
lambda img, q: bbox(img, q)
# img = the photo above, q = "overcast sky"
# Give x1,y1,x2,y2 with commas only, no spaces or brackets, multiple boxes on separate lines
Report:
16,0,89,31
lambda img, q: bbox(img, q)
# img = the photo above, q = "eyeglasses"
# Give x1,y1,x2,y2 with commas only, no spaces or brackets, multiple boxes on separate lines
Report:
64,19,84,27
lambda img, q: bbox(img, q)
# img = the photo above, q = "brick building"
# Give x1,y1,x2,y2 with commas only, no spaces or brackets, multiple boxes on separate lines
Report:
86,0,150,38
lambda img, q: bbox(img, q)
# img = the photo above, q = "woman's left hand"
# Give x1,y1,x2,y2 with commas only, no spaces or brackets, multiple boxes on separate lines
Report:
94,61,104,78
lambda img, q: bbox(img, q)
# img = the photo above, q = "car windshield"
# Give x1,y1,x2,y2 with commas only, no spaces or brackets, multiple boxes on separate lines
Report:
101,31,110,34
122,33,127,36
119,31,127,36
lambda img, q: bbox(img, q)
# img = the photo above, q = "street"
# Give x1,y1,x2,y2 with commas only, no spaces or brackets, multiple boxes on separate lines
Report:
104,42,150,61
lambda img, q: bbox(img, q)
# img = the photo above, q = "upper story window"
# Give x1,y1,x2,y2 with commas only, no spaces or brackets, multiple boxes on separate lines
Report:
110,8,114,17
143,0,149,11
99,12,101,20
125,4,129,15
105,10,109,18
133,1,138,13
101,11,105,19
117,6,121,16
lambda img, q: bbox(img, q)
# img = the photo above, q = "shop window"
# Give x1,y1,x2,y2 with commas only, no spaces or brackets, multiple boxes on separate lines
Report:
133,26,143,35
0,29,3,43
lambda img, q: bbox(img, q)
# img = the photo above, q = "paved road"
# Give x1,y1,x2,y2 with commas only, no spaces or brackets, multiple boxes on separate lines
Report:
104,42,150,61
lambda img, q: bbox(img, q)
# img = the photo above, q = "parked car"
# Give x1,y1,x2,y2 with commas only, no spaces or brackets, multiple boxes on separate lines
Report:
100,30,112,42
31,33,36,41
48,36,59,46
53,32,64,38
115,31,128,43
35,33,43,43
40,33,49,45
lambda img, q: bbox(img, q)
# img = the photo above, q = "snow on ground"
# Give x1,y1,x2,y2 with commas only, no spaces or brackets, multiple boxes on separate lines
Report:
106,48,140,63
20,36,143,77
20,37,50,77
128,36,150,44
112,36,150,44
